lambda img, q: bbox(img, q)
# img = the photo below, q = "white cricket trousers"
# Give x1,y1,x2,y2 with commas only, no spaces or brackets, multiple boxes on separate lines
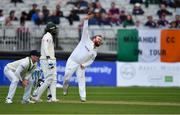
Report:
4,66,19,101
64,59,86,99
36,59,57,101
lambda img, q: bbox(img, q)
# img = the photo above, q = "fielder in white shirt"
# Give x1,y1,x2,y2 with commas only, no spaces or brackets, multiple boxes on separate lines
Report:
4,50,39,104
63,13,103,102
32,22,59,102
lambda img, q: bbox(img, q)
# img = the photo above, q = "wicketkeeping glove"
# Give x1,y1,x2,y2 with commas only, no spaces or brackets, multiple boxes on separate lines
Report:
47,59,54,69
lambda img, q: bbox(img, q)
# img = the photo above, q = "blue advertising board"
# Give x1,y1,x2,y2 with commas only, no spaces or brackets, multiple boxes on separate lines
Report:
0,60,13,85
0,60,116,86
56,60,116,86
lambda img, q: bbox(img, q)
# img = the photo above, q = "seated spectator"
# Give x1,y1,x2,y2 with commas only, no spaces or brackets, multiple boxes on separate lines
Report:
27,3,38,20
76,0,89,13
89,9,100,25
132,3,144,15
157,14,169,27
5,10,18,26
169,21,178,28
99,13,111,26
0,9,5,26
159,0,175,8
20,11,28,24
123,14,135,27
130,0,143,4
42,5,50,24
144,15,157,28
119,10,127,23
32,10,45,25
55,4,64,17
94,1,106,14
174,14,180,26
169,14,180,28
66,10,80,25
108,2,120,25
157,4,172,17
49,11,60,24
135,20,143,28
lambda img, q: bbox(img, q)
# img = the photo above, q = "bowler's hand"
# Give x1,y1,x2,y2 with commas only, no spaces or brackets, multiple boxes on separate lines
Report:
48,59,54,69
80,64,85,69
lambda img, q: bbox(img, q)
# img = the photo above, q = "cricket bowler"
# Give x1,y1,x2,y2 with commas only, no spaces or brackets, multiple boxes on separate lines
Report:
63,13,103,102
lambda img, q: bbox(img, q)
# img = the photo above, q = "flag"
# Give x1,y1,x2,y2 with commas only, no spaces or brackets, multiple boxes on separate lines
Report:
117,29,180,62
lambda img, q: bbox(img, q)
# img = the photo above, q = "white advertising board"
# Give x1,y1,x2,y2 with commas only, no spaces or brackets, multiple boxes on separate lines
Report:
117,62,180,87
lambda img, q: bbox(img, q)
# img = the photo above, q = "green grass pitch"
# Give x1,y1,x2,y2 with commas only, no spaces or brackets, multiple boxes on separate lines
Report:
0,86,180,114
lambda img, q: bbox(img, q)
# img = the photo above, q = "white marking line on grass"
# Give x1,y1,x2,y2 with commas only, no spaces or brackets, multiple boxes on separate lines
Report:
62,100,180,106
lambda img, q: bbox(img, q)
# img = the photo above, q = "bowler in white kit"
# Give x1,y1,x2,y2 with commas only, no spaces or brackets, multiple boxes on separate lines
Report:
63,13,103,102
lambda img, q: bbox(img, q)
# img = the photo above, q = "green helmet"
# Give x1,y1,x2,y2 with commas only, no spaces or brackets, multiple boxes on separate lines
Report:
45,22,57,33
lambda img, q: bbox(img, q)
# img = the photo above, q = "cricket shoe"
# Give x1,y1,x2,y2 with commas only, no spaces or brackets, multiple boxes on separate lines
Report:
47,98,60,103
63,81,69,96
80,97,86,102
31,95,43,102
5,98,12,104
21,99,35,104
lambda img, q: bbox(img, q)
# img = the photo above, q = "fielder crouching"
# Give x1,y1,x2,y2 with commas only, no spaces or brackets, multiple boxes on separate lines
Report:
4,50,40,104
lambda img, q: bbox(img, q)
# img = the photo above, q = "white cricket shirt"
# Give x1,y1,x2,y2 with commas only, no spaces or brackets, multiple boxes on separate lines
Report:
6,57,37,81
40,32,56,60
69,20,97,67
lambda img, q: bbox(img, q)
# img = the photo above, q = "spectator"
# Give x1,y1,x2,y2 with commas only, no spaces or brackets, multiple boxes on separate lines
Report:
99,13,110,25
135,20,143,28
42,5,50,24
27,3,38,20
76,0,89,13
32,10,45,25
66,10,80,25
174,14,180,26
119,10,127,23
123,14,135,27
49,11,60,24
169,21,178,28
169,14,180,28
5,10,18,26
132,3,144,15
144,15,157,28
108,2,120,25
157,14,169,27
20,11,28,24
0,9,5,26
157,4,172,17
94,1,106,14
89,9,101,25
55,4,64,17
